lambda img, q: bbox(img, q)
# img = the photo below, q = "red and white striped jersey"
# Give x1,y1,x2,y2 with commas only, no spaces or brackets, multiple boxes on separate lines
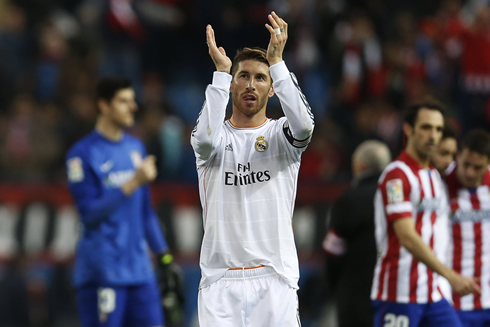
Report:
446,165,490,310
371,151,447,303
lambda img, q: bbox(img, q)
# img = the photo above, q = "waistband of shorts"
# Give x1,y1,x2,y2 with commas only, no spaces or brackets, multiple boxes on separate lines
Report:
221,266,276,279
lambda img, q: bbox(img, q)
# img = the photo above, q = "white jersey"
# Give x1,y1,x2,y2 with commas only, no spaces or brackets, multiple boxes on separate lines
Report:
191,61,314,289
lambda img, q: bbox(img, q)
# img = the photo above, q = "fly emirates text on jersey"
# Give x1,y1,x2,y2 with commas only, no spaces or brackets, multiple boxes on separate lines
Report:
225,162,271,186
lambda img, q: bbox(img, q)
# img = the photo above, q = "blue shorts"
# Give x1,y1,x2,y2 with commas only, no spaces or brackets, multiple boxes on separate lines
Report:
76,278,164,327
373,299,462,327
457,309,490,327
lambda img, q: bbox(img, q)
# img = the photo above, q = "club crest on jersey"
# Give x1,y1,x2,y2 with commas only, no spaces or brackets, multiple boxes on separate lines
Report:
67,157,84,182
255,136,268,152
130,151,142,168
387,179,404,203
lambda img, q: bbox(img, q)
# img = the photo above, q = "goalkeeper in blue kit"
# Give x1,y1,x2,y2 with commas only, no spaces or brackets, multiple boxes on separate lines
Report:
66,77,183,327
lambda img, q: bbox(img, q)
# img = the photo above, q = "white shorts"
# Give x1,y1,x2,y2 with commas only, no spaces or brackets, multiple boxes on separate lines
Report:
198,266,300,327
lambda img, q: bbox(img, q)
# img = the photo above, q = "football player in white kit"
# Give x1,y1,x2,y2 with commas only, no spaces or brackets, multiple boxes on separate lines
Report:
191,12,314,327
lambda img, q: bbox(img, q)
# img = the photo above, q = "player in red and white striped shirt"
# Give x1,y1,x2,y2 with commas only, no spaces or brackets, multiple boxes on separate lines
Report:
445,129,490,326
371,98,480,327
431,121,459,300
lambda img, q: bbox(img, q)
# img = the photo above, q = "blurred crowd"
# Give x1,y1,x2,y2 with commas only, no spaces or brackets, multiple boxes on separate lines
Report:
1,1,490,326
0,0,490,184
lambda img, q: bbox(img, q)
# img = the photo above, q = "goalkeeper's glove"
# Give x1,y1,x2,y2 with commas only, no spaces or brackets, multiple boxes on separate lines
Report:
157,253,185,326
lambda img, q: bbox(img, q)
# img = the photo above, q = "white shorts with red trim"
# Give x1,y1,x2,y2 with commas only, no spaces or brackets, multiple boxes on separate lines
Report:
198,266,301,327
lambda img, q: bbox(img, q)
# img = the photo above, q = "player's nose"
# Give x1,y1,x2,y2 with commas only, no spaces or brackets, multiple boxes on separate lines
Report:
246,80,256,90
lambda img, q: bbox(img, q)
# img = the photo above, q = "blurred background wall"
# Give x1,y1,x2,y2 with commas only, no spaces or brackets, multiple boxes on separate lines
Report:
0,0,490,325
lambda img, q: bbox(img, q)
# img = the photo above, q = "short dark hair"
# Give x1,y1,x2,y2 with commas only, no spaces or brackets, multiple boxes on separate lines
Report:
442,120,459,141
96,77,132,103
403,96,446,127
461,129,490,158
231,47,270,78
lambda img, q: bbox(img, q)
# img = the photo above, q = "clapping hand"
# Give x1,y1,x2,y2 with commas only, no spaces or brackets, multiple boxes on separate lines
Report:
265,11,288,66
206,24,232,74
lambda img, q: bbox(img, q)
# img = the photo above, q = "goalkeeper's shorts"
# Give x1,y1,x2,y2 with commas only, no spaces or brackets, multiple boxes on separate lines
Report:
76,277,164,327
198,266,300,327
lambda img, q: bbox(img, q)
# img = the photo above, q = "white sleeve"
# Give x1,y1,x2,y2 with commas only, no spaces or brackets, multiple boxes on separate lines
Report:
270,61,314,148
190,71,232,163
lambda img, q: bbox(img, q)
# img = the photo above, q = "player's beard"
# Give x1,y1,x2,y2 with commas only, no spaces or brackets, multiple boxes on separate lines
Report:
231,91,268,117
413,141,437,164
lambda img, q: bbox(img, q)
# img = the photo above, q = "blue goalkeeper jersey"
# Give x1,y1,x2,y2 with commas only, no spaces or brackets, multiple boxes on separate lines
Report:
66,130,168,287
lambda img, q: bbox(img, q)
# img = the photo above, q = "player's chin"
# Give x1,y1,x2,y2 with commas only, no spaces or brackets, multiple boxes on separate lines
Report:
425,145,436,155
463,178,477,188
238,106,257,117
241,100,256,109
123,117,135,127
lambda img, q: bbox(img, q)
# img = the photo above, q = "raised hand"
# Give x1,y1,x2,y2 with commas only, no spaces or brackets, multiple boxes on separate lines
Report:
265,11,288,66
206,25,232,74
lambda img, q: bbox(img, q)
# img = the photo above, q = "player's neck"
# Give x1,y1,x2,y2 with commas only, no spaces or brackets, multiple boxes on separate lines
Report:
95,116,124,141
405,144,430,169
229,109,267,128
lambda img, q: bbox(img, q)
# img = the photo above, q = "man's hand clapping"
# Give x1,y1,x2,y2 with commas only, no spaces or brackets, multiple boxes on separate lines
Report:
206,24,232,74
122,155,158,196
265,11,288,66
134,155,158,185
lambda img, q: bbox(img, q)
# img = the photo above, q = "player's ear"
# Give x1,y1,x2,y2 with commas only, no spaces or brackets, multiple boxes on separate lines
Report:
230,75,235,93
268,86,275,98
98,99,110,114
403,122,413,138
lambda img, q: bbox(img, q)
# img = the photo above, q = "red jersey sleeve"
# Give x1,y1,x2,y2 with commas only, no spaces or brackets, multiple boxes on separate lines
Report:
379,168,413,223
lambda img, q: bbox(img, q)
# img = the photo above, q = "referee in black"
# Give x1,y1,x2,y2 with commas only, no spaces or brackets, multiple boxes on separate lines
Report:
323,140,391,327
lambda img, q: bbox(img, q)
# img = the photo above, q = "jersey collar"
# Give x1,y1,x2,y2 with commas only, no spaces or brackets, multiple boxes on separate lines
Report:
398,150,434,171
227,118,268,130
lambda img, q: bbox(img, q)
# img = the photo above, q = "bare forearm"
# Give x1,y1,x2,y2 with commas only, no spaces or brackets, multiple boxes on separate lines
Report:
399,231,453,279
394,217,480,296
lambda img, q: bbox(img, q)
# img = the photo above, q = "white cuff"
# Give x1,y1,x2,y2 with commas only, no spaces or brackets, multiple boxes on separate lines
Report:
212,71,232,91
270,61,289,83
386,202,413,215
322,230,346,256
